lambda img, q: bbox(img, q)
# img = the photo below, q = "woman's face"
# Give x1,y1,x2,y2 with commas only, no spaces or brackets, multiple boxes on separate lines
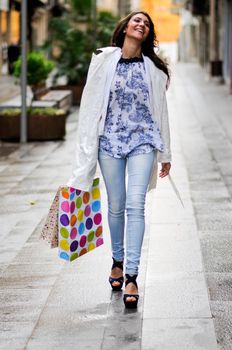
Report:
125,13,150,42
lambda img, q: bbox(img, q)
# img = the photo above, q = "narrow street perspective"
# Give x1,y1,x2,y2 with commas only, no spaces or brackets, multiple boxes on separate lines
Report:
1,61,232,349
0,1,232,349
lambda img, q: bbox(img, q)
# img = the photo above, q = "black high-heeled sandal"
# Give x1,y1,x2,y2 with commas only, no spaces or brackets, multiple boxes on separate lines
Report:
109,258,124,291
123,274,139,309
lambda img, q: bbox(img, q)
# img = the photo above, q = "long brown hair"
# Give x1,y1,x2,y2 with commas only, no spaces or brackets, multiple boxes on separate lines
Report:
111,11,170,84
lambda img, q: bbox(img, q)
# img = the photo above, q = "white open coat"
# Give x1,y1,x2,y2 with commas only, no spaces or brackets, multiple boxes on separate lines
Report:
67,47,171,191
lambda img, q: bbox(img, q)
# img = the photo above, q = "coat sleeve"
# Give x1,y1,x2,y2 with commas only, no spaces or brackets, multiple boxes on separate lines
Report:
157,85,172,163
66,54,105,191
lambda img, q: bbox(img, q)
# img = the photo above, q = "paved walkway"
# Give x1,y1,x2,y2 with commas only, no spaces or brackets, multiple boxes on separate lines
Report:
175,63,232,350
0,75,20,103
1,63,232,349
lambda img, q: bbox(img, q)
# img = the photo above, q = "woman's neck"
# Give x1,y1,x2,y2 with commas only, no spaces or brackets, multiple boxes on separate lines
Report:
121,38,142,59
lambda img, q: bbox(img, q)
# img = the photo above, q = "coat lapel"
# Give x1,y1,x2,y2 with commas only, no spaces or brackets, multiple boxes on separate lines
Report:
143,56,165,120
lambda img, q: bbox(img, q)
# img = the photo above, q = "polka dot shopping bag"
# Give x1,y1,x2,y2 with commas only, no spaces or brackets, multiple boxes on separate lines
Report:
58,178,104,262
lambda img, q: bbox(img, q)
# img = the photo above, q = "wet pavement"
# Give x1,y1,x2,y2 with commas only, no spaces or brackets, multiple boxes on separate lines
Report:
0,63,232,349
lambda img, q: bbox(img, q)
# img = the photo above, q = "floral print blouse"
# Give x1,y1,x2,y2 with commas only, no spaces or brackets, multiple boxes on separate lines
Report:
99,56,164,158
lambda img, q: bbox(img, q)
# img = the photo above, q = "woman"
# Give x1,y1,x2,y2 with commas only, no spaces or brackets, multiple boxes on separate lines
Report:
67,11,171,308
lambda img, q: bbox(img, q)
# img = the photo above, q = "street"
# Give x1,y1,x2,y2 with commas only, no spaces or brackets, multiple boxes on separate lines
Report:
0,62,232,349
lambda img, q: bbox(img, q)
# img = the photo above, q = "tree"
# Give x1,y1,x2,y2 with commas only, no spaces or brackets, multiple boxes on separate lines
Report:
70,0,92,17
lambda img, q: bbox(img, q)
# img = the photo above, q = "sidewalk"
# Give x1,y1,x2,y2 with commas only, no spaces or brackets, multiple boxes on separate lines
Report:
1,62,231,349
174,63,232,350
0,75,20,103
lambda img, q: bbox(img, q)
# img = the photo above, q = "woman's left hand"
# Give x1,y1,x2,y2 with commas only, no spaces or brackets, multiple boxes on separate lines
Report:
159,162,171,178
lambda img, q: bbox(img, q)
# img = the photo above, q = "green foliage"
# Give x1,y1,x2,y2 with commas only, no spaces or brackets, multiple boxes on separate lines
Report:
95,11,119,47
48,10,119,85
49,17,91,84
70,0,92,17
14,52,55,86
0,107,65,116
31,108,66,116
0,108,21,116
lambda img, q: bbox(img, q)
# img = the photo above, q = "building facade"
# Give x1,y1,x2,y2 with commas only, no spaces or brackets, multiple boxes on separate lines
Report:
139,0,181,62
97,0,119,14
0,0,69,75
97,0,131,16
178,0,232,94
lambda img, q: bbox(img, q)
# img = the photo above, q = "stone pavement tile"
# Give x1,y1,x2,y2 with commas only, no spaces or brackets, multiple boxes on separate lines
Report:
0,174,25,183
0,163,8,173
189,186,230,201
151,180,192,201
210,301,232,350
198,233,232,273
215,161,232,178
102,337,140,350
27,338,104,350
0,244,23,269
0,213,26,237
150,200,194,224
147,227,203,273
210,146,232,162
24,270,109,348
19,142,61,162
0,161,38,176
101,273,147,349
192,201,232,214
189,177,229,191
150,188,188,201
12,241,61,265
196,213,232,232
0,321,34,350
1,193,41,214
0,264,8,275
141,318,217,350
190,172,222,183
0,261,64,348
0,217,42,265
205,273,232,302
0,288,52,323
6,143,35,160
0,263,63,289
3,217,59,266
13,212,46,229
143,272,211,319
149,222,197,238
186,163,219,181
224,175,232,185
0,144,19,158
15,177,61,193
101,304,142,350
29,166,66,178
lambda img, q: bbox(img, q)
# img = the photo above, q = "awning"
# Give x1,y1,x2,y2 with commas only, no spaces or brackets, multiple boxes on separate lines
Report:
12,0,48,6
10,0,48,11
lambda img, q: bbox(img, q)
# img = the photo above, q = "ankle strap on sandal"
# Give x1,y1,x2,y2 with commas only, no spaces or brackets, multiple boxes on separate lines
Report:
125,274,138,288
112,257,123,270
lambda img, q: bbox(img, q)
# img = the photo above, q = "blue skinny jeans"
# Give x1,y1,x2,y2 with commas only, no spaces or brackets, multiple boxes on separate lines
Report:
98,150,156,275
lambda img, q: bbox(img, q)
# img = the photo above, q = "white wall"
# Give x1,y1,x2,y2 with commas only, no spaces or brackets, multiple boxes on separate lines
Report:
159,42,179,63
130,0,140,11
97,0,118,14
